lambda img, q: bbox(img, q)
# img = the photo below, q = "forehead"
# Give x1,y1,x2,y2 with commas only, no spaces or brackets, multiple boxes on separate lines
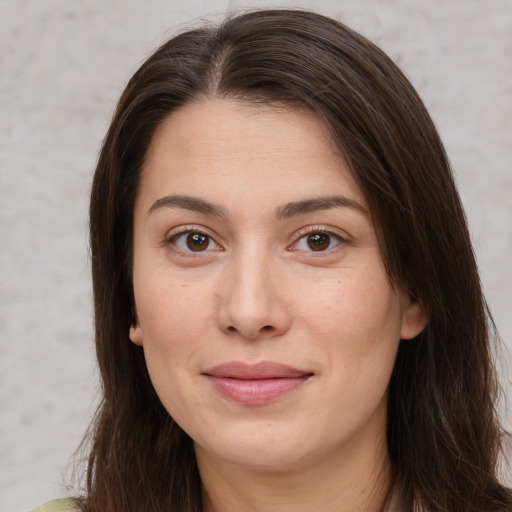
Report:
138,98,367,212
146,99,338,162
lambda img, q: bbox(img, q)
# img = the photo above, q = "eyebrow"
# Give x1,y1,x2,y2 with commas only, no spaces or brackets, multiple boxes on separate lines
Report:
148,195,228,218
275,196,367,219
148,194,367,219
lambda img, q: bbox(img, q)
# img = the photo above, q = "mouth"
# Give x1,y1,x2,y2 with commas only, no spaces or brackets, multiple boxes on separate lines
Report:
203,361,313,405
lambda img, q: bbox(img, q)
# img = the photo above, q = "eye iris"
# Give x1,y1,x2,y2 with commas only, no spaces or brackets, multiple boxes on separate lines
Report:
186,233,209,251
307,233,330,251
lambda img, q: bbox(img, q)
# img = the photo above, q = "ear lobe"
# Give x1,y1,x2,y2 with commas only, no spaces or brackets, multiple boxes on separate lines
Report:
400,300,429,340
129,323,143,346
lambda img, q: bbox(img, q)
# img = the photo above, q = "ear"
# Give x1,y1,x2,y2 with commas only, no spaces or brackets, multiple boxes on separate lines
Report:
129,323,143,346
400,298,429,340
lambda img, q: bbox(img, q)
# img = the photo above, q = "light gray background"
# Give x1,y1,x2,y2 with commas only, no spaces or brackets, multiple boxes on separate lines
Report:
1,1,511,510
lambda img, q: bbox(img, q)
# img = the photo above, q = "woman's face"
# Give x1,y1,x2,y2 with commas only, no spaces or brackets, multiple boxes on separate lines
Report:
130,99,425,471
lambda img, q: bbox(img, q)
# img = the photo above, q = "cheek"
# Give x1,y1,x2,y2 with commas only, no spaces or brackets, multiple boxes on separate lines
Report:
135,275,213,358
134,278,213,418
296,267,402,378
300,269,399,335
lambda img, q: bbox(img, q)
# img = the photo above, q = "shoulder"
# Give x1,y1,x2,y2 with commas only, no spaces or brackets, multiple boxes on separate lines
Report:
30,499,80,512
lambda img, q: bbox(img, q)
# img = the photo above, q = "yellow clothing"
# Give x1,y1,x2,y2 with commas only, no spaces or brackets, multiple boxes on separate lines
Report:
31,499,79,512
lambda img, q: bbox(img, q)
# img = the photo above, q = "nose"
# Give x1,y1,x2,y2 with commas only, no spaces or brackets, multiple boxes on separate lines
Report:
216,249,292,340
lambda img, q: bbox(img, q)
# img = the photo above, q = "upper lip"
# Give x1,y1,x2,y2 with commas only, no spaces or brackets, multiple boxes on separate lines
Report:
203,361,312,379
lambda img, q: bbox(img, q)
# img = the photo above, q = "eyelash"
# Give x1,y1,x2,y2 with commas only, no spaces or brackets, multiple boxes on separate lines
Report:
165,227,223,256
289,226,347,253
164,225,348,256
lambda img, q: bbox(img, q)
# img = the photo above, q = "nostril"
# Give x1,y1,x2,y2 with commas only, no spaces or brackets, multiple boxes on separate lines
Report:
262,325,273,331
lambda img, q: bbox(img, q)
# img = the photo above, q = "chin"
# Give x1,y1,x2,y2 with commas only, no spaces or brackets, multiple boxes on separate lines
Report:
193,425,328,471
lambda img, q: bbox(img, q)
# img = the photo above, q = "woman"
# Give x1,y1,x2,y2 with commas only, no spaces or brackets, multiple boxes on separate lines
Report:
34,9,510,512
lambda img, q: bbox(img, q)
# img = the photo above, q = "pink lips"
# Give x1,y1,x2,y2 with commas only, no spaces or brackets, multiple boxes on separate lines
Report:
203,361,312,405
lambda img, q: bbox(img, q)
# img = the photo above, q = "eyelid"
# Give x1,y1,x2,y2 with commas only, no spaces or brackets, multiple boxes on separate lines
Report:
294,225,349,239
287,225,350,252
164,225,224,254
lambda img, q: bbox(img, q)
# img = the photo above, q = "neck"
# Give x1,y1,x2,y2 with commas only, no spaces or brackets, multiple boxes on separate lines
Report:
196,429,392,512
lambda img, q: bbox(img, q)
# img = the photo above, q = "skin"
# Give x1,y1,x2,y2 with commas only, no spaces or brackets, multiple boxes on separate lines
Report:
129,99,427,512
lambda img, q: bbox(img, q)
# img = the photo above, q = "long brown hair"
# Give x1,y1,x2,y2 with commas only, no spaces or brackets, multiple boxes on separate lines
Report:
84,9,510,511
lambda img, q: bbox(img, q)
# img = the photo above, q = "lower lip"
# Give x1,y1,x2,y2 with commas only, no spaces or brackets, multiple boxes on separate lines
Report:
206,376,310,405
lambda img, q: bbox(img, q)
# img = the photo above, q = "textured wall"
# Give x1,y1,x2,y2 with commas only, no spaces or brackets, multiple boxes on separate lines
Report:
1,1,511,510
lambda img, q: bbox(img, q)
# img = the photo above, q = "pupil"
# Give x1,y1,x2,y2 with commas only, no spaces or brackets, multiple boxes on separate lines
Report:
186,233,209,251
307,233,330,251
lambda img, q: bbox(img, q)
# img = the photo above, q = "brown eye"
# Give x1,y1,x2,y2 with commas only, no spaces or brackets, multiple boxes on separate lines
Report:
291,230,344,253
307,233,331,251
185,232,210,251
169,229,222,255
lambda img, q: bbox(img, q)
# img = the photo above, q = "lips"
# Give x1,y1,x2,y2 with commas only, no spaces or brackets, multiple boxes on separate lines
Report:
203,361,313,405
